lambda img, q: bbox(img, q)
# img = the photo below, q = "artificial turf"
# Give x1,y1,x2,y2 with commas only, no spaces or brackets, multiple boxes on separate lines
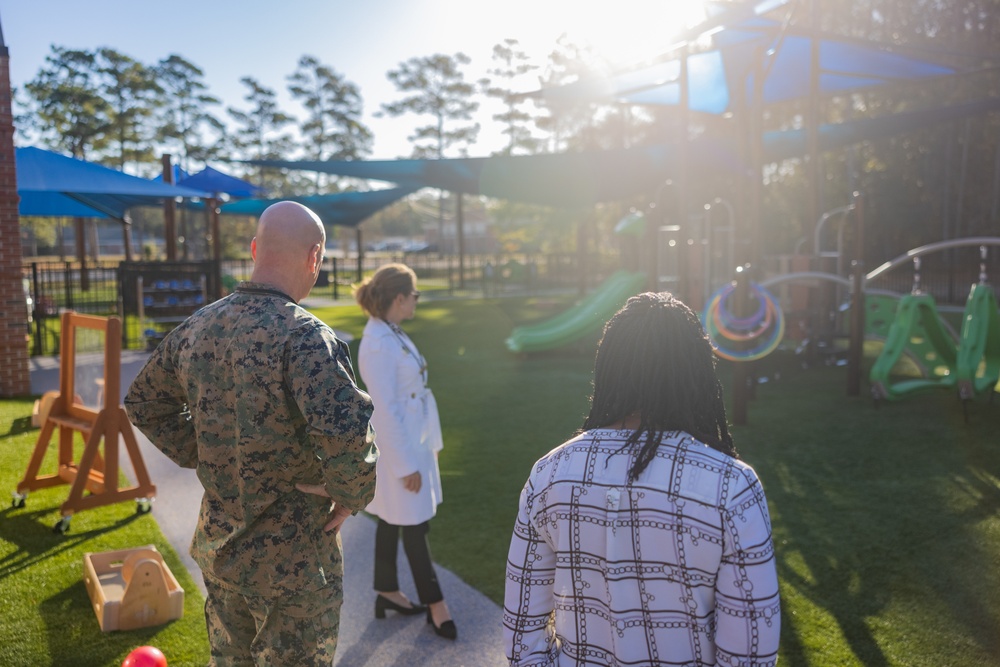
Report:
2,295,998,665
0,400,210,667
320,296,1000,666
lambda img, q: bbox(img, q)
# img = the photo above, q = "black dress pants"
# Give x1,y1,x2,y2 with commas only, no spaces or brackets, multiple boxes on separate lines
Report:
373,518,443,605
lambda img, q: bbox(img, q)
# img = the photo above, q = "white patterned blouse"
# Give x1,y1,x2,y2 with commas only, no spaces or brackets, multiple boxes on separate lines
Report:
504,428,780,666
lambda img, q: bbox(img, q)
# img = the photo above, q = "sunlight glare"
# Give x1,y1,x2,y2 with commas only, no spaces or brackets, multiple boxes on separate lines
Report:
530,0,710,67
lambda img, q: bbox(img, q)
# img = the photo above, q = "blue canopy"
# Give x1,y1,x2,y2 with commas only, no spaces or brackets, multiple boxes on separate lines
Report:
251,149,676,208
542,49,733,114
150,165,191,184
538,17,953,114
16,146,209,218
762,96,1000,162
250,8,965,209
220,186,420,227
16,190,112,218
251,97,1000,207
179,166,261,199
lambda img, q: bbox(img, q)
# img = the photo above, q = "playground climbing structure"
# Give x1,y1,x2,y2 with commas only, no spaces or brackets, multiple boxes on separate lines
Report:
870,248,1000,409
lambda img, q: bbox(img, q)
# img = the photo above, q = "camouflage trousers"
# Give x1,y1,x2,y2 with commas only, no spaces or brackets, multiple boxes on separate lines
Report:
204,577,343,666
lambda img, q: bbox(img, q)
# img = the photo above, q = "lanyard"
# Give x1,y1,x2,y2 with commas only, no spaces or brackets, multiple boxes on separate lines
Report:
387,322,427,385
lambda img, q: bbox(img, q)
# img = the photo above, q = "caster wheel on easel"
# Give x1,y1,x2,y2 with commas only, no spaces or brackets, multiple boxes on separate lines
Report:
136,499,153,515
53,516,71,534
11,492,26,509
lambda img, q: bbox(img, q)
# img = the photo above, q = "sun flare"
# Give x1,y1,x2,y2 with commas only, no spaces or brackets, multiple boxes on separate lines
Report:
536,0,710,67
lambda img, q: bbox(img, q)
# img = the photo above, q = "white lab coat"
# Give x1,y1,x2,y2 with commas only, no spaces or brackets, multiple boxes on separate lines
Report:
358,317,444,526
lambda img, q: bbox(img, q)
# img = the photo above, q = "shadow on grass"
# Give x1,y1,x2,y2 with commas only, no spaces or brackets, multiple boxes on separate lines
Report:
0,505,143,583
740,367,1000,666
4,416,35,438
39,579,177,667
0,504,164,666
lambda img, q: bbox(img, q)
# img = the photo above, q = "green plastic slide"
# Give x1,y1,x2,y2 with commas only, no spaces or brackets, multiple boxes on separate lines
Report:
505,270,647,353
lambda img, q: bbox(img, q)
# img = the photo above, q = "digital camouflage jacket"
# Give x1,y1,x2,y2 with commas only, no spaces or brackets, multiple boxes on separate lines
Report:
125,282,378,596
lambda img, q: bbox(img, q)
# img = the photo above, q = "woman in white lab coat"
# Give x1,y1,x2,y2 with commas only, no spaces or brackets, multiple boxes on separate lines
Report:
354,263,455,640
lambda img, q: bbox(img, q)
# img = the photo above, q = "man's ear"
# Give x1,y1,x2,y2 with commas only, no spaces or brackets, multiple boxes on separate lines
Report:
310,243,322,271
250,237,258,261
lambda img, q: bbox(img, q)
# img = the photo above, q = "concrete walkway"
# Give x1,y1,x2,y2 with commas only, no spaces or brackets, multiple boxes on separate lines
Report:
29,351,508,666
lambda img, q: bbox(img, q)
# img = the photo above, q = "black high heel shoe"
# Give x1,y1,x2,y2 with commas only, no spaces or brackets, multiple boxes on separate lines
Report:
426,607,457,640
374,594,426,619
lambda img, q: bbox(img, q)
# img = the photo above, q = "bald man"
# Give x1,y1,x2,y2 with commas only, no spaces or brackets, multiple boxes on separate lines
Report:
126,201,378,665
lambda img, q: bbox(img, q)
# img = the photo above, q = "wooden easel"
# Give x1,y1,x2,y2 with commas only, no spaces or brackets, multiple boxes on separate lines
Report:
15,312,156,533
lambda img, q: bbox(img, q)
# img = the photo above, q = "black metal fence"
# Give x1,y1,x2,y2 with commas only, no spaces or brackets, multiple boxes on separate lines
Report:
223,251,617,302
24,246,991,356
25,260,122,356
21,252,615,356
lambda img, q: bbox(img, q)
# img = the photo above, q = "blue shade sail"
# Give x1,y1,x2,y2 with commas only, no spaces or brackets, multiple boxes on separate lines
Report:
219,186,420,227
740,33,954,105
251,147,679,208
536,18,953,113
16,146,209,218
150,165,190,184
178,166,262,199
16,190,110,218
249,97,1000,207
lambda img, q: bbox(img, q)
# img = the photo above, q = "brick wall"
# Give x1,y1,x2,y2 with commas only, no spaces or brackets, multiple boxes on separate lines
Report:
0,50,31,397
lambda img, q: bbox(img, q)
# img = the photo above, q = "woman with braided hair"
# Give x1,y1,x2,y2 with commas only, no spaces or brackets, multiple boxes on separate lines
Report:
504,292,780,666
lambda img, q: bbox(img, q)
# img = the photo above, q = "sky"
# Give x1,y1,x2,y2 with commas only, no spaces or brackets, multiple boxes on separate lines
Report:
0,0,708,162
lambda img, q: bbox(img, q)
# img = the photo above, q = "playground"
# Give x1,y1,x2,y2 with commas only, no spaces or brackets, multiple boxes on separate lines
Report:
500,198,1000,422
6,217,1000,665
3,293,1000,665
4,2,1000,666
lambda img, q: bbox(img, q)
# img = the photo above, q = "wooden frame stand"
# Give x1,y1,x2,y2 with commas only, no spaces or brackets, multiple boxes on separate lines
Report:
14,312,156,533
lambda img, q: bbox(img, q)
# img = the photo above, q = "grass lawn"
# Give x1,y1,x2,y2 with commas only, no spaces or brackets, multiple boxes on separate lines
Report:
737,363,1000,665
2,295,998,666
0,400,210,667
316,296,1000,666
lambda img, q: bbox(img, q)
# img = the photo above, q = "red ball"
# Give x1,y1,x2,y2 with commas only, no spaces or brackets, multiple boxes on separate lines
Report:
121,645,167,667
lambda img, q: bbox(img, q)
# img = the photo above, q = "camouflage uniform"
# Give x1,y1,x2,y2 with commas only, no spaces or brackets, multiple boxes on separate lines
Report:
125,282,378,666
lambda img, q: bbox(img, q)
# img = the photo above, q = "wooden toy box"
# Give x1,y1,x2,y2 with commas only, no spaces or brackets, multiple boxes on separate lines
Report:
83,545,184,632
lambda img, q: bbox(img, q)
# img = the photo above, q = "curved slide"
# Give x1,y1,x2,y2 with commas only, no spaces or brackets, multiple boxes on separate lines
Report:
505,270,646,353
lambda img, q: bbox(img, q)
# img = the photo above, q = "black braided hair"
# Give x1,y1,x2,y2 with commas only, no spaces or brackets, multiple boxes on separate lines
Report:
582,291,737,482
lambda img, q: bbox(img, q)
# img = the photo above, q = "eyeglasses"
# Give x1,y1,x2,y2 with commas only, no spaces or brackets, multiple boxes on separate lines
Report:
411,291,421,302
